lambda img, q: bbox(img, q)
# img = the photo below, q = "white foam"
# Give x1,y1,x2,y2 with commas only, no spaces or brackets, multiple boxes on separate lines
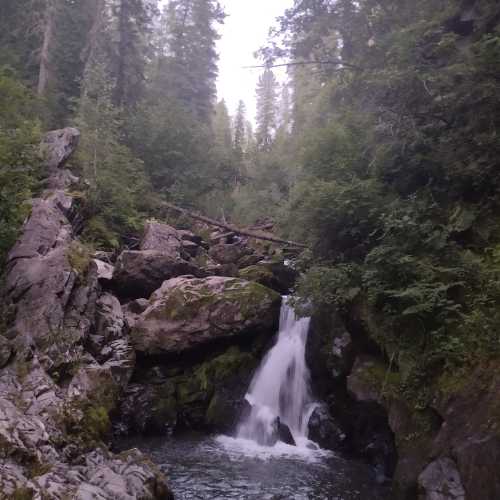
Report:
213,435,333,463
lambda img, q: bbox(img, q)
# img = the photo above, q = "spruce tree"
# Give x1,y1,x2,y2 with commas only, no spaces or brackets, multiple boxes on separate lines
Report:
159,0,225,121
255,69,278,151
233,100,246,160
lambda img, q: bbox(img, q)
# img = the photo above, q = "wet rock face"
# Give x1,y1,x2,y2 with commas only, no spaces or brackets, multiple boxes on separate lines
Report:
307,403,345,450
130,275,281,355
118,345,261,435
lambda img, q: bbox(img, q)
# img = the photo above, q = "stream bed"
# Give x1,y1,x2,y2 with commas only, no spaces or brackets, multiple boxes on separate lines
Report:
117,433,391,500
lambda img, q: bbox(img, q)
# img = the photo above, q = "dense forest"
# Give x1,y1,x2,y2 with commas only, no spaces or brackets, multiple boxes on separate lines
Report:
1,0,500,498
2,0,500,377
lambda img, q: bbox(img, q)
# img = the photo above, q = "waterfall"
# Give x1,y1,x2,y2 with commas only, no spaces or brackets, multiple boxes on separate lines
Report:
237,297,316,447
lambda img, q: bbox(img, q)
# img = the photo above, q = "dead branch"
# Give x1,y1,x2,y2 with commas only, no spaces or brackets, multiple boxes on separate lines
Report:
243,60,363,71
161,202,308,248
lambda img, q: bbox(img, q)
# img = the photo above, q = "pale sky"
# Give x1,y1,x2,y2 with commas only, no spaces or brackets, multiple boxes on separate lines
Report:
216,0,293,123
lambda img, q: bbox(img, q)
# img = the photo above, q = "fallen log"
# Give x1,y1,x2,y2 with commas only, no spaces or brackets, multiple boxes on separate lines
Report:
161,202,308,248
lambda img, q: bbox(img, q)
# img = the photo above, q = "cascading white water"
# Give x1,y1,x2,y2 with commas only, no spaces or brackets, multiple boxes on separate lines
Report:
237,297,317,447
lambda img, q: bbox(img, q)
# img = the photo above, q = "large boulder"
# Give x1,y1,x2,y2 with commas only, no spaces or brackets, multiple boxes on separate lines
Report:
40,127,81,190
239,261,297,294
111,250,206,300
307,403,345,450
130,276,281,356
418,458,465,500
140,221,183,258
208,242,251,265
40,127,80,170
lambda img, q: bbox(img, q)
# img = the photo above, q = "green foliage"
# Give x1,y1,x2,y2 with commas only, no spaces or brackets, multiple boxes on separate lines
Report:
0,69,41,268
75,57,154,249
259,0,500,384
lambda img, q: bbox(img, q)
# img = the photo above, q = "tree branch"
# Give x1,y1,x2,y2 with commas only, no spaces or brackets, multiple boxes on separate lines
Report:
243,60,363,71
161,202,308,248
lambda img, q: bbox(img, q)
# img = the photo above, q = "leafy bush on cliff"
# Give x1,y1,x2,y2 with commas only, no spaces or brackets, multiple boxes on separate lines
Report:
0,68,41,268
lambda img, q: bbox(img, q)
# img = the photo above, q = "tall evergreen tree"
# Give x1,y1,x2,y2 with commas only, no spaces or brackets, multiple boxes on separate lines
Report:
213,99,232,151
255,69,278,150
158,0,225,121
233,100,246,160
111,0,158,109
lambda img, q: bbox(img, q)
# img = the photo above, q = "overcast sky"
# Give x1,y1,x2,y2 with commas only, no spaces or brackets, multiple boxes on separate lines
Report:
216,0,292,124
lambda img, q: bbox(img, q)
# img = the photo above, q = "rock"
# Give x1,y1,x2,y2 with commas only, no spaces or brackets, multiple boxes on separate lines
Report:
118,383,177,435
93,259,114,281
209,243,251,265
307,403,345,450
275,417,296,446
181,239,200,258
140,221,182,258
94,294,126,346
111,250,206,300
418,458,465,500
239,261,297,294
0,337,12,368
453,435,500,500
307,310,354,392
178,229,206,247
347,357,383,403
40,127,80,170
131,276,281,355
0,449,173,500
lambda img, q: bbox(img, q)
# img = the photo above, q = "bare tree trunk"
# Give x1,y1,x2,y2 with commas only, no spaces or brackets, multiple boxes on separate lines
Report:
37,0,55,96
114,0,129,107
161,202,307,248
81,0,104,68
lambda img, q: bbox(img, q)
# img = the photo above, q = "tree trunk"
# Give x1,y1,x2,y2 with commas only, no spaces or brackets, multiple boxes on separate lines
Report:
81,0,104,68
37,0,56,96
161,202,307,248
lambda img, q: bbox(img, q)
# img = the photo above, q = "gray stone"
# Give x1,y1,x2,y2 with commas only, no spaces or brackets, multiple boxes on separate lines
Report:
93,259,114,281
112,249,206,300
209,242,251,265
0,337,12,368
40,127,80,170
131,276,281,355
140,221,182,258
418,458,465,500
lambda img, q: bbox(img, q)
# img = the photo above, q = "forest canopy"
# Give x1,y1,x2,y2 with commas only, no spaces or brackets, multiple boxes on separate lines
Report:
1,0,500,384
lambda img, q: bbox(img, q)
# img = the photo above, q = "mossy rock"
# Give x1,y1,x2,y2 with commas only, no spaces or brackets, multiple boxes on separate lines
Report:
132,276,281,355
239,265,274,283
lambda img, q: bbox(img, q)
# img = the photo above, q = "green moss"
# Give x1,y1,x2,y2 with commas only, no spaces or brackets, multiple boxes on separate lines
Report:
195,346,256,384
26,461,52,479
206,393,228,427
147,278,280,326
239,265,274,283
84,405,111,441
11,488,34,500
67,241,93,277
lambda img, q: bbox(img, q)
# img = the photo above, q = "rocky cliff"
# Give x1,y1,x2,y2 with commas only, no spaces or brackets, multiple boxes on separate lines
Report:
306,299,500,500
0,128,291,499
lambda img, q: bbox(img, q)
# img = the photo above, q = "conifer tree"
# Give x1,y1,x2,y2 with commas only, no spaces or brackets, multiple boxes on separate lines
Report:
111,0,158,109
255,69,278,151
233,100,246,160
159,0,225,121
